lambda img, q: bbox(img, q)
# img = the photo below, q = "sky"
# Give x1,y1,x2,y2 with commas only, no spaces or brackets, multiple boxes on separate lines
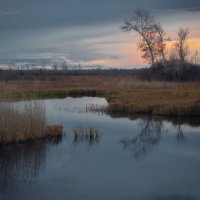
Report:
0,0,200,68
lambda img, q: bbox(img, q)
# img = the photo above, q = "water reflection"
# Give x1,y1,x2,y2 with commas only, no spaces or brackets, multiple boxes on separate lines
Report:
55,104,107,115
120,119,162,159
1,97,200,200
109,113,200,128
0,137,62,200
73,127,101,145
120,118,186,159
176,125,185,143
154,194,196,200
47,134,63,145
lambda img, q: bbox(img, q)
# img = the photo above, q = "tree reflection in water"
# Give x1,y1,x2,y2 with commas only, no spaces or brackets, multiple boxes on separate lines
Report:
0,136,63,200
120,119,162,160
120,118,185,160
176,125,185,143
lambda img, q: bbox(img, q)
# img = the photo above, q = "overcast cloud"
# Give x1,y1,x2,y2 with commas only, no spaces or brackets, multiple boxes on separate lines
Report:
0,0,200,68
0,0,200,30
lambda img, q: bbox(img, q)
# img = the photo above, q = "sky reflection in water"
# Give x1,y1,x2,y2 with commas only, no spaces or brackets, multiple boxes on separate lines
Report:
0,97,200,200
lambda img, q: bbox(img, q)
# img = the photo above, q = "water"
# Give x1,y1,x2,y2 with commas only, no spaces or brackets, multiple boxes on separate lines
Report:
1,97,200,200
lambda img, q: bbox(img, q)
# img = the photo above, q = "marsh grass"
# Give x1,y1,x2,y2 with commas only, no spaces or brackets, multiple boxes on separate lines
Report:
59,104,107,115
171,84,189,97
73,127,100,144
1,76,200,116
0,99,63,144
106,82,200,116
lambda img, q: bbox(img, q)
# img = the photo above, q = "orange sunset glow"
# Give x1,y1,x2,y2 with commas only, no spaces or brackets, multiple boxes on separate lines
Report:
89,25,200,68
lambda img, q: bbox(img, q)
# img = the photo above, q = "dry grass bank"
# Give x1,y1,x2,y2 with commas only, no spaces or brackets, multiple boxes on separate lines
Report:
106,82,200,116
1,75,200,116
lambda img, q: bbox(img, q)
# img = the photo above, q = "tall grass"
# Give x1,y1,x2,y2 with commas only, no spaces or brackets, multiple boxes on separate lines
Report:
73,127,100,144
0,100,63,144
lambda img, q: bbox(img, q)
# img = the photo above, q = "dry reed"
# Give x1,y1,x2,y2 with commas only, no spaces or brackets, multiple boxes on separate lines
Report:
0,100,63,144
73,127,100,144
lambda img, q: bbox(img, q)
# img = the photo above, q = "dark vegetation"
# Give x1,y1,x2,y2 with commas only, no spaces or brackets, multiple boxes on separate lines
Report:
0,65,200,82
0,69,139,81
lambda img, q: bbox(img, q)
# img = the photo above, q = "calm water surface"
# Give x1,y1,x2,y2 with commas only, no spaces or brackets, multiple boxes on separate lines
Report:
1,97,200,200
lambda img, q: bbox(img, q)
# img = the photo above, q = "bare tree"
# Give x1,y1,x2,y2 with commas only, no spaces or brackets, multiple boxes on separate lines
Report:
121,8,166,67
52,63,58,70
154,22,166,62
175,27,190,63
191,50,200,65
169,27,190,80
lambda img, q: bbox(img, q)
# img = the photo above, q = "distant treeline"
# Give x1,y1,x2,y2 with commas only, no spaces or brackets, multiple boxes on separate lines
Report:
0,69,137,81
0,66,200,81
141,64,200,81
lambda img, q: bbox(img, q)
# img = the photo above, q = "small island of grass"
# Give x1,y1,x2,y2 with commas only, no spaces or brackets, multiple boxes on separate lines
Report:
0,99,63,144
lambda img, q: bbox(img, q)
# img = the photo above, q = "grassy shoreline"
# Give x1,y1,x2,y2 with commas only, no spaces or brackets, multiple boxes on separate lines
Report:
1,75,200,117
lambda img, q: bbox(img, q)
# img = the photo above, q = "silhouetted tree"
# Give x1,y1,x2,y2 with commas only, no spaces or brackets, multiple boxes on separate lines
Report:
176,27,190,63
121,8,166,67
52,63,58,70
154,22,166,62
168,27,191,80
191,50,200,65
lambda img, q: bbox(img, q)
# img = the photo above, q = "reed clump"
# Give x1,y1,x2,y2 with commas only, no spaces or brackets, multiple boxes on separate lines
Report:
73,127,100,144
45,125,63,136
0,100,63,144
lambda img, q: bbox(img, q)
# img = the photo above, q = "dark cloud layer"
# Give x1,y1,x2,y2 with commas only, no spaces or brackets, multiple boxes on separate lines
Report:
0,0,200,30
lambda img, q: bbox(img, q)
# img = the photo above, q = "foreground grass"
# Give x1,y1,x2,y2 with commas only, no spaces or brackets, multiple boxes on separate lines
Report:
0,100,63,144
1,75,200,116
